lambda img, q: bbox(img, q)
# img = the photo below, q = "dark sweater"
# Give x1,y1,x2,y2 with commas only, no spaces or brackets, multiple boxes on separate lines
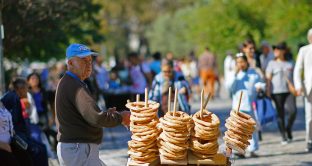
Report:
55,73,122,144
1,91,29,137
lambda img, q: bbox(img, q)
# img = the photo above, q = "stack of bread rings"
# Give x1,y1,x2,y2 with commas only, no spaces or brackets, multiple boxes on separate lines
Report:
223,110,256,154
126,98,160,164
190,109,220,159
158,110,192,160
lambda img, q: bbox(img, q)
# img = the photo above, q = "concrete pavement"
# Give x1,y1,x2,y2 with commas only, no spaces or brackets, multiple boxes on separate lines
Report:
49,90,312,166
97,94,311,166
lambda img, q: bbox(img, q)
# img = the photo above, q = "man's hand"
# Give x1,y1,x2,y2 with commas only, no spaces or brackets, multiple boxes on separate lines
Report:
179,87,187,94
0,142,12,152
296,88,303,96
121,111,131,127
107,107,117,113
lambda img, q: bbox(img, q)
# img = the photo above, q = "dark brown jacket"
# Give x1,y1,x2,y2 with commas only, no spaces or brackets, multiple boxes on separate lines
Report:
55,73,122,144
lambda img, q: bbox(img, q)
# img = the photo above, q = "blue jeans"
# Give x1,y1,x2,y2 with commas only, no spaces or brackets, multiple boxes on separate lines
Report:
242,110,259,152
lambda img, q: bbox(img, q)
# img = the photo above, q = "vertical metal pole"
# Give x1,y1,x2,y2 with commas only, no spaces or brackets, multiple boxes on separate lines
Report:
0,8,5,96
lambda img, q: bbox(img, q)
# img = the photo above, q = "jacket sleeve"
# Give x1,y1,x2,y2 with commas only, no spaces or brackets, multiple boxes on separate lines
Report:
294,48,304,90
75,87,122,128
149,76,161,102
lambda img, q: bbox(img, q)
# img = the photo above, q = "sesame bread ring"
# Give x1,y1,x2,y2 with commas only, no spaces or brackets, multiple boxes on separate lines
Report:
194,126,220,137
165,111,191,122
163,116,186,126
130,125,153,133
162,131,189,142
132,128,158,136
158,138,188,151
225,142,246,155
128,139,155,148
230,111,256,126
224,131,250,146
160,132,187,145
130,152,157,162
130,119,158,128
131,156,158,164
130,114,157,123
191,130,220,141
225,123,252,138
129,142,156,152
157,141,187,156
128,148,157,157
193,111,220,127
131,132,158,142
126,101,159,111
191,151,216,159
193,121,220,132
223,136,248,152
159,148,187,160
190,143,219,155
191,138,218,149
226,117,255,134
130,111,157,117
159,117,187,129
227,116,255,131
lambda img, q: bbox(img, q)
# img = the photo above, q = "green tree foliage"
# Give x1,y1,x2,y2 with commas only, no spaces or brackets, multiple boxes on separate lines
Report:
94,0,195,57
2,0,103,61
146,0,312,62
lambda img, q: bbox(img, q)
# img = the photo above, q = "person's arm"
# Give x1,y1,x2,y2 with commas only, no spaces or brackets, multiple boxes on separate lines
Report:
75,87,123,128
149,76,161,102
294,48,304,96
265,64,273,98
0,141,11,152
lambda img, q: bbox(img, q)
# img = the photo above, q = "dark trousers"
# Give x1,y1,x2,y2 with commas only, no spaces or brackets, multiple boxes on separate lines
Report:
27,138,49,166
284,94,297,138
0,142,33,166
272,93,290,141
0,149,20,166
16,132,49,166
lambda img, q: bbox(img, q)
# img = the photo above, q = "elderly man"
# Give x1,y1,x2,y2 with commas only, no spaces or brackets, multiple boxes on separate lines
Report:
294,28,312,152
56,43,130,166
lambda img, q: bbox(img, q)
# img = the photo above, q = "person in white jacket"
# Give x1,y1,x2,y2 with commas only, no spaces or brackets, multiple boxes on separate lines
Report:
294,28,312,152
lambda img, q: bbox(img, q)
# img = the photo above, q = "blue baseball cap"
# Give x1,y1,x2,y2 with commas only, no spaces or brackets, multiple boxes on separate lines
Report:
66,43,98,60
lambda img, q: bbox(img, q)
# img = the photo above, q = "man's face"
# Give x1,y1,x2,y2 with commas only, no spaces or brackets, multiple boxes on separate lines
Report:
236,58,248,71
129,57,138,65
16,86,28,98
243,44,255,57
166,53,173,60
261,45,270,55
70,56,92,80
162,65,173,79
273,49,285,59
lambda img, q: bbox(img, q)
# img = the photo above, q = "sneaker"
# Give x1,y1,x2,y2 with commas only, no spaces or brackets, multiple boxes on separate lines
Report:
286,129,293,141
281,140,288,145
234,153,245,158
249,152,259,158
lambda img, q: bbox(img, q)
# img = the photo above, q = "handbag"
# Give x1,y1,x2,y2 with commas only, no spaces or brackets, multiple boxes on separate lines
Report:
255,97,277,126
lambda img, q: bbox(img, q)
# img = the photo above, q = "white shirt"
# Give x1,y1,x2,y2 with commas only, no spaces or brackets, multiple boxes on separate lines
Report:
224,55,236,90
294,44,312,96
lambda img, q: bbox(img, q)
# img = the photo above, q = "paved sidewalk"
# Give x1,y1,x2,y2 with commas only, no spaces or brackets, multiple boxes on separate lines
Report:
49,92,312,166
97,95,311,166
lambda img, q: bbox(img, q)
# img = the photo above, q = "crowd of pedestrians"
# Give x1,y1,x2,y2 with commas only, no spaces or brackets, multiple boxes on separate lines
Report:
1,28,312,164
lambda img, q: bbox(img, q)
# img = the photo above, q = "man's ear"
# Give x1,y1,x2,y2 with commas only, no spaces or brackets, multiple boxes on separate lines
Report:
67,59,73,65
